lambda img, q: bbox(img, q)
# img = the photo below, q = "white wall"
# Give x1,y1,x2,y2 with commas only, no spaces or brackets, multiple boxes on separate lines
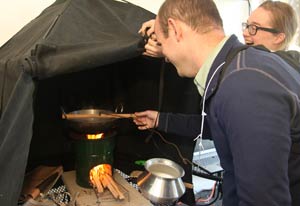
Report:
0,0,56,46
0,0,249,47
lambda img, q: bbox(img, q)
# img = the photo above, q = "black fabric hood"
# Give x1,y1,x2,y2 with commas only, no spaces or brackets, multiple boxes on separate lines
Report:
0,1,155,205
0,1,201,205
0,0,153,79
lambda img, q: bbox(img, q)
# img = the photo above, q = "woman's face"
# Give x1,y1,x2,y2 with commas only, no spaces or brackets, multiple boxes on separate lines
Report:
243,7,283,51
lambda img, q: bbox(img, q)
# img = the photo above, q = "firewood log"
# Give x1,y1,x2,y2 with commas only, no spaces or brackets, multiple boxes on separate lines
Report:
103,164,112,176
93,175,104,193
100,175,119,199
105,174,125,200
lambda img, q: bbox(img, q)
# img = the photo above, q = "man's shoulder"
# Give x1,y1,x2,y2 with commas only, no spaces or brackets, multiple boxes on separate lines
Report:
225,45,300,74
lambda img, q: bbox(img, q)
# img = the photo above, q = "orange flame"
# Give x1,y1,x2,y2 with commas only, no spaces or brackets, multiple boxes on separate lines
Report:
86,133,104,140
90,164,112,182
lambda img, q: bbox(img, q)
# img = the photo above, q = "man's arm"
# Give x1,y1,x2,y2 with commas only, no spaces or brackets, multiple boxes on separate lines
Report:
158,112,204,138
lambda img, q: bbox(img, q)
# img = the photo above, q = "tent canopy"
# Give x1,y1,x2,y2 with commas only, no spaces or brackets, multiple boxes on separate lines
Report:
0,1,201,205
0,0,156,204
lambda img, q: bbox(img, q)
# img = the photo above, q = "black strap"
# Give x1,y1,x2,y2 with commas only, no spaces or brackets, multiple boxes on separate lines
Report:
220,45,272,81
215,45,251,94
145,59,166,143
274,50,300,72
220,45,300,84
219,45,249,82
292,142,300,154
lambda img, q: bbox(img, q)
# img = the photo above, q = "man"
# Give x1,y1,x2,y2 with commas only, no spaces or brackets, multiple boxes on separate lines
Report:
134,0,300,205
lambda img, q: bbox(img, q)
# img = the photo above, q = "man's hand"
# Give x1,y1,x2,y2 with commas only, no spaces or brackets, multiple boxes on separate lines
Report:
133,110,159,130
138,19,164,58
138,19,155,37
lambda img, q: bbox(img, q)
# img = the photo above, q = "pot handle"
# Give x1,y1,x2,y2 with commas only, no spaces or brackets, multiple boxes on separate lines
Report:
61,106,67,119
114,103,124,113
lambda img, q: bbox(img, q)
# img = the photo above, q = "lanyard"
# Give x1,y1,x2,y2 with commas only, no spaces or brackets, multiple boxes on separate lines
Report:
194,61,226,149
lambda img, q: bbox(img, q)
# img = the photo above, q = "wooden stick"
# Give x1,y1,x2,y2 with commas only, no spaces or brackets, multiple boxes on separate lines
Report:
105,174,125,200
100,113,135,119
100,174,119,199
100,176,107,189
94,175,104,193
103,165,112,176
90,172,103,193
62,113,135,119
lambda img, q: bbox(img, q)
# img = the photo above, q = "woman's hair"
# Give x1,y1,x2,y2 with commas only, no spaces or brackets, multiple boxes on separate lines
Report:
259,0,298,49
157,0,223,38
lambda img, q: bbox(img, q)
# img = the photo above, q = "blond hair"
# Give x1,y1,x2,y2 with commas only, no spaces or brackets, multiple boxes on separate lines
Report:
259,1,298,49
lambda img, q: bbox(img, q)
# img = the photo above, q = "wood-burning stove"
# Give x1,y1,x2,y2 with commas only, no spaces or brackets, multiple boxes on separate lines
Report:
73,131,116,188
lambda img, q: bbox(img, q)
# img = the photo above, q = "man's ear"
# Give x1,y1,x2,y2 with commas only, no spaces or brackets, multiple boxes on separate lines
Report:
167,18,182,42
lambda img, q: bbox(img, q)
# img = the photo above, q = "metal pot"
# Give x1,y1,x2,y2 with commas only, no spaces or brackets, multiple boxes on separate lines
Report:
137,158,186,204
62,109,120,134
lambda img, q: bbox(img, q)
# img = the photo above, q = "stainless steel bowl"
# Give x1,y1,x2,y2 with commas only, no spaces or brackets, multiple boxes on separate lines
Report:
137,158,186,204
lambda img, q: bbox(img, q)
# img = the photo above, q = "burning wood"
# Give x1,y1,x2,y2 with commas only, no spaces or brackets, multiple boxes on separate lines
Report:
89,164,125,200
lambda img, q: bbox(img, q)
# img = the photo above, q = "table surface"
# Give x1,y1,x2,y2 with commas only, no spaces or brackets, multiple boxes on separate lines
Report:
62,170,152,206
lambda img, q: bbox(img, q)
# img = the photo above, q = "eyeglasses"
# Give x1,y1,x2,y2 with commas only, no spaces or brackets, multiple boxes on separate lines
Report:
242,22,279,36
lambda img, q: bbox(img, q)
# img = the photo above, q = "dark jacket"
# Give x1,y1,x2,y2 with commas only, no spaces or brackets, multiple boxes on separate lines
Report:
275,50,300,73
159,35,300,206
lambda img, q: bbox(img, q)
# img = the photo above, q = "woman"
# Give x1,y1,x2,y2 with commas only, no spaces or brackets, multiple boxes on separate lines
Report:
242,1,298,51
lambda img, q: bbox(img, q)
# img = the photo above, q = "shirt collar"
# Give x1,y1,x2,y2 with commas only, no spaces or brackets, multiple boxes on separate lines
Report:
194,36,230,96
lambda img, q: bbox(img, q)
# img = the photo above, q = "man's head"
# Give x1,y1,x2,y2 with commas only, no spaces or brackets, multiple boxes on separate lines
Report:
243,1,298,51
157,0,223,38
154,0,224,77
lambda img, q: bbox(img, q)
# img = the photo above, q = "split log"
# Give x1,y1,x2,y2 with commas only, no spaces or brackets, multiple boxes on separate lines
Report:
90,167,125,200
105,174,125,200
91,175,103,193
100,174,119,199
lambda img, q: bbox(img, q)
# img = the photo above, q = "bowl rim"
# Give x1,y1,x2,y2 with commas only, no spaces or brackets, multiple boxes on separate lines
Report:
144,158,185,179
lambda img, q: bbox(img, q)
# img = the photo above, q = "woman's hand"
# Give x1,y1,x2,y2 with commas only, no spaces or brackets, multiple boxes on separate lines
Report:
133,110,159,130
